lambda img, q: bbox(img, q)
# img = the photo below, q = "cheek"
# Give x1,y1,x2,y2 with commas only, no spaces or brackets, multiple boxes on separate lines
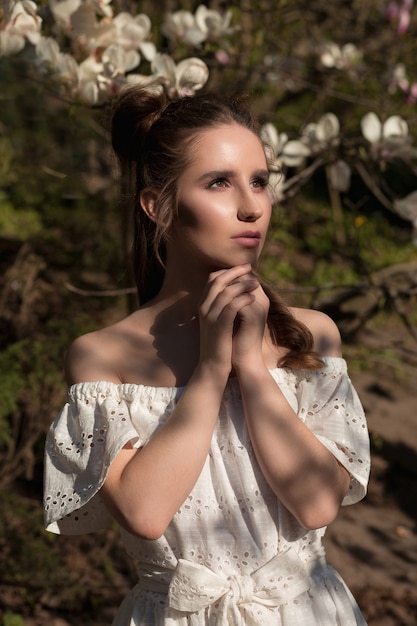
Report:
176,198,224,231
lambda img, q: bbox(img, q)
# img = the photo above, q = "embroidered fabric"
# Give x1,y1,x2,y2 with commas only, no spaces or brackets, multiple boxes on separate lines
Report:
43,356,370,625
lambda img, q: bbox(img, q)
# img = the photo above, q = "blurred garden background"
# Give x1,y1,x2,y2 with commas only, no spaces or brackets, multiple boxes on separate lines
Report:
1,0,417,624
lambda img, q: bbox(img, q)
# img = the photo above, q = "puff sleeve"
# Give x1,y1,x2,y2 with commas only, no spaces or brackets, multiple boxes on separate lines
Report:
43,381,179,535
293,357,370,505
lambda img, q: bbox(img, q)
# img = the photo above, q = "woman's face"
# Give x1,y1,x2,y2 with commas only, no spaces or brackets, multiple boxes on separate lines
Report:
167,123,272,274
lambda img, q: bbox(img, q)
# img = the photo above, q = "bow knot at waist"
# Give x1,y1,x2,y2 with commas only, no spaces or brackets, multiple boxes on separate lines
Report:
135,546,323,622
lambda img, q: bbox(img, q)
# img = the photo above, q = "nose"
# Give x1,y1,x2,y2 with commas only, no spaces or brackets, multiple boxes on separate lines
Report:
237,190,263,222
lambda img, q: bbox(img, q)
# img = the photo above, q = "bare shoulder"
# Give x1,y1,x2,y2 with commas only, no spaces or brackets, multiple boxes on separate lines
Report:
290,307,342,357
65,311,151,386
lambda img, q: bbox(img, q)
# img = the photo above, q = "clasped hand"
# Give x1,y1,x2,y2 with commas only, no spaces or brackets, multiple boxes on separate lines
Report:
198,264,269,376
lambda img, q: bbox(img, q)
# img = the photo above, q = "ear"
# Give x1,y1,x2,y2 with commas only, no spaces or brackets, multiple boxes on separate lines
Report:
139,188,160,223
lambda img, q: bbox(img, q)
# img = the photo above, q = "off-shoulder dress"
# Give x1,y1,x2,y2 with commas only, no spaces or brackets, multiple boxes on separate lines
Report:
44,356,370,625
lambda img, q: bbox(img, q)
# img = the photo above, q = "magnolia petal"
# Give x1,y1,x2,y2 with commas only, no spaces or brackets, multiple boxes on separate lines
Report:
20,0,39,18
175,57,209,95
70,4,97,38
269,170,286,204
329,160,351,192
320,42,341,68
393,190,417,221
194,4,212,34
161,10,196,41
341,43,362,64
35,36,60,65
11,7,42,38
133,13,152,37
103,44,140,74
78,56,103,81
151,53,176,82
383,115,408,138
55,52,79,87
113,12,151,41
316,113,340,142
260,123,288,156
48,0,80,26
281,140,311,167
195,4,232,39
182,26,206,47
361,112,382,143
92,0,113,18
78,79,99,104
126,74,164,96
0,32,25,56
260,123,279,155
301,123,319,144
139,41,156,62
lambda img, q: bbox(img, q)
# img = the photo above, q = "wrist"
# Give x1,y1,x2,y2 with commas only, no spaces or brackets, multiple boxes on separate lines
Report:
192,360,231,393
233,354,268,379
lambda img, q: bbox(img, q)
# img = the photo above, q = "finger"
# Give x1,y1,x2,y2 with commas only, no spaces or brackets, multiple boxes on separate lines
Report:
200,279,259,321
201,265,257,313
208,264,253,284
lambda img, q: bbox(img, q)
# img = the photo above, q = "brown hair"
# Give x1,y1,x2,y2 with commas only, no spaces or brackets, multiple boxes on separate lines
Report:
110,87,323,370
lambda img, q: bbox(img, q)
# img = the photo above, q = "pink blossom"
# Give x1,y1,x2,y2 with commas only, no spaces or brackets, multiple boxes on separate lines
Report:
385,0,414,34
407,82,417,104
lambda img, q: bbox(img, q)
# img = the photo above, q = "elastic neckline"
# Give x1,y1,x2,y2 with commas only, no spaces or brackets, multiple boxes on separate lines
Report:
67,356,346,395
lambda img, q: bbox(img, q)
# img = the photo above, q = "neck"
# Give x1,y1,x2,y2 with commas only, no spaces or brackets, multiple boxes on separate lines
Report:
146,258,213,321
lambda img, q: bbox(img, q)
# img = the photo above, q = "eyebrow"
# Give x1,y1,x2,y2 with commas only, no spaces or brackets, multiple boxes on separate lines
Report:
196,168,270,182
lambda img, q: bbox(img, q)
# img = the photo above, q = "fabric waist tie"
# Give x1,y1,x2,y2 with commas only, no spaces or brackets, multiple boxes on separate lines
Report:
134,547,324,623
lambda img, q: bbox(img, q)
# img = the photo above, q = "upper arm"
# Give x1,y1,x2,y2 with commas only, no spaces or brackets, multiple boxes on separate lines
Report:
292,308,342,357
65,332,122,385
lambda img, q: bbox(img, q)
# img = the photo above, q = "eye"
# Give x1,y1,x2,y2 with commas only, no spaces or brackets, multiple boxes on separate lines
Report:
205,178,229,189
251,175,269,189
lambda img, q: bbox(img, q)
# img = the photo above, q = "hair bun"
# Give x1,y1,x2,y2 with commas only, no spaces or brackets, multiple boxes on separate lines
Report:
111,86,168,162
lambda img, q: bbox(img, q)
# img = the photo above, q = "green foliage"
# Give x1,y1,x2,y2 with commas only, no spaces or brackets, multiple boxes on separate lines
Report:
0,200,43,240
1,613,24,626
0,342,27,446
0,490,75,595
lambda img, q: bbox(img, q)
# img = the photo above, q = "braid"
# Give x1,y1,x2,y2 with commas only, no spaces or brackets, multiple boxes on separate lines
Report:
259,278,324,370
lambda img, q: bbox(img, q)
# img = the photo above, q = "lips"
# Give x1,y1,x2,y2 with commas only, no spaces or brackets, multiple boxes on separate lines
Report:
232,230,261,248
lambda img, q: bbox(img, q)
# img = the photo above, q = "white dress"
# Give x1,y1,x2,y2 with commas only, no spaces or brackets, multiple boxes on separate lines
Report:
44,356,370,626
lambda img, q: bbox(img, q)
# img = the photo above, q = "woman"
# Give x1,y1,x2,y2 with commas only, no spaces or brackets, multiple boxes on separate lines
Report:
44,88,370,625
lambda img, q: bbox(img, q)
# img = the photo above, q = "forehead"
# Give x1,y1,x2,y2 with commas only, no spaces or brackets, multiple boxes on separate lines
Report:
188,123,267,169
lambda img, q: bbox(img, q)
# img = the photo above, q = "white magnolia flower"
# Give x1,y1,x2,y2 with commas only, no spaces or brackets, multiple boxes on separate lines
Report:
76,55,114,103
102,43,140,77
48,0,80,27
35,36,61,66
320,42,362,70
302,113,340,152
329,160,351,192
161,9,205,47
0,0,42,55
361,112,411,158
90,0,112,18
394,190,417,221
78,78,99,104
112,12,156,61
151,53,208,97
35,36,78,89
387,63,409,94
281,141,312,168
260,122,311,168
0,30,25,55
361,112,408,143
194,4,235,41
54,51,79,88
260,123,288,162
126,73,163,94
69,3,115,53
393,190,417,245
